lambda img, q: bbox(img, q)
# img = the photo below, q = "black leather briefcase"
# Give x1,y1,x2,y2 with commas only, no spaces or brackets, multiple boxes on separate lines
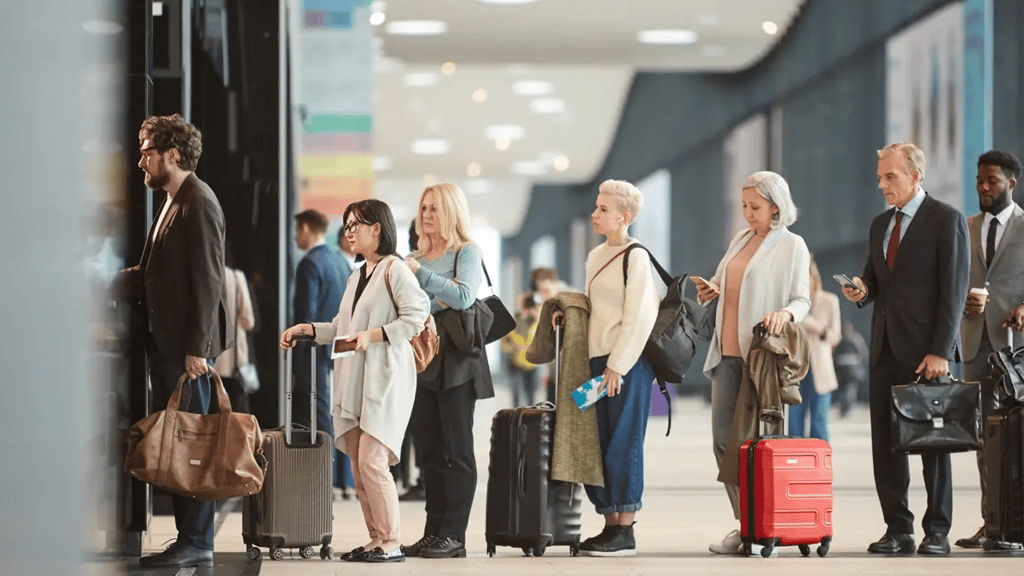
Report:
890,375,982,454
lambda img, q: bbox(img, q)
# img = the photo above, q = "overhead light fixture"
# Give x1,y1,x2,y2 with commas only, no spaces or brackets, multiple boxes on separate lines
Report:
512,160,547,176
512,80,553,96
472,88,488,102
82,20,123,34
369,11,386,26
552,155,570,171
386,20,447,36
637,29,699,45
529,97,564,114
495,138,511,151
441,62,457,75
762,21,778,35
466,162,483,178
404,72,438,87
410,139,450,155
371,156,392,171
485,124,525,140
701,45,726,57
696,13,719,26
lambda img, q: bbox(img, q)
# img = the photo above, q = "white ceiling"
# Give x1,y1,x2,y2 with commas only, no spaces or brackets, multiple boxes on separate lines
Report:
370,0,804,235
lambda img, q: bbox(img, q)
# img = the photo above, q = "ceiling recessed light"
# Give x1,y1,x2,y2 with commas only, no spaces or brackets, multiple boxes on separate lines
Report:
512,160,547,176
467,162,483,177
512,80,553,96
386,20,447,36
472,88,488,102
485,124,525,140
410,139,450,155
441,61,457,75
637,29,699,45
495,138,511,151
369,11,386,26
372,156,392,171
529,97,564,114
552,155,570,171
696,13,719,26
762,21,778,35
404,72,438,87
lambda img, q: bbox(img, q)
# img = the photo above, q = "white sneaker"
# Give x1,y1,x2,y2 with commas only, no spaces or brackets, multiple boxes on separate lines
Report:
709,530,743,555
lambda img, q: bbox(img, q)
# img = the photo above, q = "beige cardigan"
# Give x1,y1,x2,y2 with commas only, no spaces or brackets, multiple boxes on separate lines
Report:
214,268,255,377
801,290,841,394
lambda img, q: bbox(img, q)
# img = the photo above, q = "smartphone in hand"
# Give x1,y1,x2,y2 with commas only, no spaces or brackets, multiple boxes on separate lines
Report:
832,274,859,290
690,276,720,292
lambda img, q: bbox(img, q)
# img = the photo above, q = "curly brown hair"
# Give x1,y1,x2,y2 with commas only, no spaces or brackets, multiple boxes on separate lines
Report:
139,114,203,171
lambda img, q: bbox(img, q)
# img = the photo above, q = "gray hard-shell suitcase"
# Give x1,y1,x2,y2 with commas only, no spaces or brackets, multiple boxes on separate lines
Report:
485,323,583,557
243,334,334,561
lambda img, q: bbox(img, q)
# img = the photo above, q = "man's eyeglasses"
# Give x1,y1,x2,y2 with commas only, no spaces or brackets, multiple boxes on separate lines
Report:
343,220,372,233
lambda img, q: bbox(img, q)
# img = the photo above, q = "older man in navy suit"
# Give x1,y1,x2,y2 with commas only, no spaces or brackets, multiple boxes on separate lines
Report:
844,142,969,556
292,210,350,461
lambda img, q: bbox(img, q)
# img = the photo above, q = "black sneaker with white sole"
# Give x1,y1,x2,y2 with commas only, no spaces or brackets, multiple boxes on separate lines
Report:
585,524,636,557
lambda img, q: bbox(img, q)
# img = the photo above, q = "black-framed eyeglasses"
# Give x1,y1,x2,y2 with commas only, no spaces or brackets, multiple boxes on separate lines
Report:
343,220,372,233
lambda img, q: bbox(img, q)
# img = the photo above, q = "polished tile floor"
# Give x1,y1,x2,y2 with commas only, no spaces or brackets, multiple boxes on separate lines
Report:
98,390,1024,575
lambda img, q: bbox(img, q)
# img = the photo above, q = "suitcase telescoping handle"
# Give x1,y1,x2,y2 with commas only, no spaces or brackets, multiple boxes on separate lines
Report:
553,320,562,401
284,333,317,446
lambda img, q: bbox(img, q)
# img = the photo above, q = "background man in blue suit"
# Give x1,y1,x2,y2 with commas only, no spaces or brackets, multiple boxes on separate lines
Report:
293,209,351,483
844,142,969,556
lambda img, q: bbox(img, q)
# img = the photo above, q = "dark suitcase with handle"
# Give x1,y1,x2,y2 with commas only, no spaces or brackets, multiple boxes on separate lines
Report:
242,335,334,561
485,324,582,557
982,406,1024,548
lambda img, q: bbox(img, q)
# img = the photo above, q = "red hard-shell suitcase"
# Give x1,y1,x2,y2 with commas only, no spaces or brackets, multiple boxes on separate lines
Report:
485,323,583,557
242,335,334,561
739,436,833,557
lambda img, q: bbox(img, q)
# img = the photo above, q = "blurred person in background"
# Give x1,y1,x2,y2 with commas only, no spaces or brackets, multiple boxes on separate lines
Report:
832,322,869,417
501,290,539,406
696,171,810,556
214,249,256,413
281,199,429,563
397,218,426,501
788,255,840,441
401,183,494,559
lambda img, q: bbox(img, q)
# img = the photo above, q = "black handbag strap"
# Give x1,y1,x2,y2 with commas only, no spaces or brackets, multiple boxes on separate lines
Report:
452,246,495,295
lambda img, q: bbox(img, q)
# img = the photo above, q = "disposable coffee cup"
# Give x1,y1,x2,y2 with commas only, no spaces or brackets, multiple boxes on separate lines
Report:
970,287,989,313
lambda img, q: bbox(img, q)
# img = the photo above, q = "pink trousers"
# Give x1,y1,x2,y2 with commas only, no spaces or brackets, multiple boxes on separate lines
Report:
344,428,400,541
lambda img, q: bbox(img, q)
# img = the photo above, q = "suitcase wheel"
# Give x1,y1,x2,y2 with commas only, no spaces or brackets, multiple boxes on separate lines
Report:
245,546,261,561
570,542,580,557
521,546,532,557
742,542,752,557
760,539,778,558
299,546,315,559
486,543,496,557
532,543,547,557
817,537,831,557
270,546,284,561
320,545,334,560
798,544,810,557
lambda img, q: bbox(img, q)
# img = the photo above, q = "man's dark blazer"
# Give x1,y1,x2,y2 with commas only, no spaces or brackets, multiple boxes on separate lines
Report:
292,243,350,376
124,173,230,361
860,192,969,367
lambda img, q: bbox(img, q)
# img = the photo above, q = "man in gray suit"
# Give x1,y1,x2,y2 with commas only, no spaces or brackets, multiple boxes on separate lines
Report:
956,150,1024,550
844,142,969,556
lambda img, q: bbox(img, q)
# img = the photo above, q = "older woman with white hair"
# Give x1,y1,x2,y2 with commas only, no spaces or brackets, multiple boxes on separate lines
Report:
694,171,811,555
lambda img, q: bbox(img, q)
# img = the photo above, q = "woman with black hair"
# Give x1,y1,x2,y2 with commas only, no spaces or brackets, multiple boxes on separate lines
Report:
281,199,429,563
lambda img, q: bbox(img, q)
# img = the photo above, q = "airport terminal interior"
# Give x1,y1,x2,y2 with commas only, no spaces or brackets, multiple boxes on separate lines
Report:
3,0,1024,574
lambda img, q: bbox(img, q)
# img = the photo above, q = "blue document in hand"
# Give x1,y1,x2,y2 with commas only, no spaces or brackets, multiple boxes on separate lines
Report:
572,375,607,411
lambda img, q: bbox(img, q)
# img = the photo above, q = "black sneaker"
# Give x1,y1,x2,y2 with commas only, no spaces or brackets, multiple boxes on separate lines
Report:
586,524,636,557
400,534,436,558
580,525,615,551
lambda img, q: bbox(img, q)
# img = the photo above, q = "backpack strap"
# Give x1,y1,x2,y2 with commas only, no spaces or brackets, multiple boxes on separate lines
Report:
621,243,673,287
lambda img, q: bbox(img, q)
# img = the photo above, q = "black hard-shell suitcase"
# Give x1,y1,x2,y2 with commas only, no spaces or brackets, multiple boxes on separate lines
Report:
485,324,583,557
242,335,334,561
982,405,1024,548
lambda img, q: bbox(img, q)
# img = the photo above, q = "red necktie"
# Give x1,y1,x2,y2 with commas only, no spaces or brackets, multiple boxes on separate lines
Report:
886,211,903,270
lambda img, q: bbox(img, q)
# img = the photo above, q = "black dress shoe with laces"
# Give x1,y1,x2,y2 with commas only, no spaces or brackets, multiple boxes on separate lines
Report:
918,534,951,555
955,527,988,549
420,536,467,558
867,533,916,554
400,534,437,558
139,542,214,567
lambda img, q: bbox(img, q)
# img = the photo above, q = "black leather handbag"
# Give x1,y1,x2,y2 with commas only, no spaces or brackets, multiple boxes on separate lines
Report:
987,331,1024,407
890,375,983,454
451,249,515,345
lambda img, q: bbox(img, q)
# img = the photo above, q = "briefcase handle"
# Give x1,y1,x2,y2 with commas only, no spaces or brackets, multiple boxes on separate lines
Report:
911,372,956,385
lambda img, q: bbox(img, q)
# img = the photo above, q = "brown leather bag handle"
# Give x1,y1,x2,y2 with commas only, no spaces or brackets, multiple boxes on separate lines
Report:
586,245,633,296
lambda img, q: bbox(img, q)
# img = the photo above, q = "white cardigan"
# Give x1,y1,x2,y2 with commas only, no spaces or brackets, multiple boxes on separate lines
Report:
312,256,429,464
702,227,811,377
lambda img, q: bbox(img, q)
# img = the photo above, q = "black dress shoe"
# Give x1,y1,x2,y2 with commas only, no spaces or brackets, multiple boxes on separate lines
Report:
340,546,367,561
139,543,214,567
400,534,437,557
363,546,406,563
867,533,916,554
398,483,426,501
420,536,467,558
918,534,951,555
955,527,988,549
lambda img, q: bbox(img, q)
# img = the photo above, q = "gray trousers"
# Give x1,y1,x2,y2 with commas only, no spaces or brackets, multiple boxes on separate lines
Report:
961,330,1002,522
711,357,744,520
